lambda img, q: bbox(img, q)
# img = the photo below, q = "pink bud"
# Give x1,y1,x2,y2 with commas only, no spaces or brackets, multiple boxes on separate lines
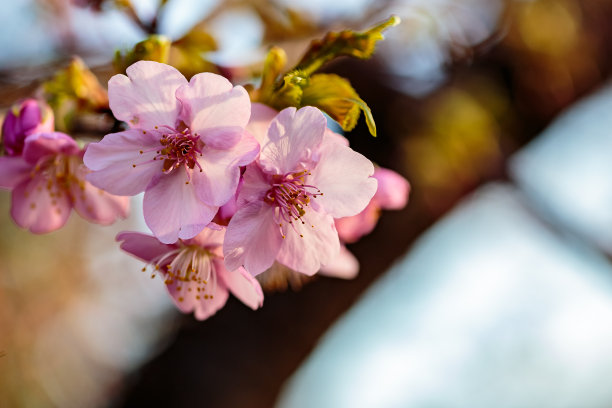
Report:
2,99,54,156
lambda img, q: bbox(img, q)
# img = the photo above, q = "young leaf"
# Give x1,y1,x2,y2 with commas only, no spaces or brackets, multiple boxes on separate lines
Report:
168,25,219,79
42,57,109,131
300,74,376,136
114,35,171,73
295,15,400,76
255,16,399,136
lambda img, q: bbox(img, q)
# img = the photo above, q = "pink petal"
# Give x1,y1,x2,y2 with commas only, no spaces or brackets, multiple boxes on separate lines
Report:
247,103,278,144
116,231,178,262
237,163,271,206
0,156,31,189
214,177,242,224
223,201,283,276
323,128,349,146
309,141,377,218
11,174,71,233
334,203,380,243
259,107,326,175
310,129,350,164
373,167,411,210
193,131,259,206
22,132,79,164
276,208,340,276
71,165,130,225
143,171,217,244
193,288,230,320
218,263,264,310
183,226,225,249
83,129,162,195
197,127,245,150
108,61,186,129
165,269,230,320
2,99,54,156
318,245,359,279
176,72,251,138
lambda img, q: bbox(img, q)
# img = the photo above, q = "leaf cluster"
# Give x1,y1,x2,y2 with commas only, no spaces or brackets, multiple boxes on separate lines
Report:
254,15,400,136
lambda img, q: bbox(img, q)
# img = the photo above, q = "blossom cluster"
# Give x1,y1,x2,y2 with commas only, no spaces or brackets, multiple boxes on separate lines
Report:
1,61,409,320
0,100,129,232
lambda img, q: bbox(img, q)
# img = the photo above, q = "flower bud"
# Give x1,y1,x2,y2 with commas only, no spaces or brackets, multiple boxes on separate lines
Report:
2,99,54,156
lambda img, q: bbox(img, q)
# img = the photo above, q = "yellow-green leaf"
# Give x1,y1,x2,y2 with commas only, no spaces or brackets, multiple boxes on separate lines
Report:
255,16,397,137
254,46,289,103
300,73,376,136
42,57,108,131
295,15,400,76
114,34,171,74
169,26,219,78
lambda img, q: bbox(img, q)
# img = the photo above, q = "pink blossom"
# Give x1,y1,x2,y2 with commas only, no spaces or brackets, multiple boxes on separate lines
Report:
0,132,129,233
213,176,242,226
117,228,263,320
318,245,360,279
2,99,54,156
335,167,410,243
224,106,377,276
83,61,259,244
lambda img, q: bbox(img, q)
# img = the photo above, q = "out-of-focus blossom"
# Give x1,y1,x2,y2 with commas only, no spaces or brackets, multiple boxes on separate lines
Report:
84,61,259,244
224,106,377,276
2,99,54,156
319,245,360,280
117,228,264,320
336,167,410,243
0,132,129,233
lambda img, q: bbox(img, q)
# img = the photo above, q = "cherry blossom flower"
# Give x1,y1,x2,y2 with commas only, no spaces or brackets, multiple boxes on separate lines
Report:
117,228,263,320
0,132,129,233
2,99,54,156
224,106,378,276
335,167,410,243
319,245,360,279
83,61,259,244
320,168,410,280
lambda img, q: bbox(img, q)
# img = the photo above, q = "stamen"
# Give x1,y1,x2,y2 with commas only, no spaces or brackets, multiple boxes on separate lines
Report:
147,244,220,303
265,170,323,237
150,125,204,174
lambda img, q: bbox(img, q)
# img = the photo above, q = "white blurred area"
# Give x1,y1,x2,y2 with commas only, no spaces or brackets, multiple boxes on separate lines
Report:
277,85,612,407
511,84,612,254
378,0,505,95
0,0,234,69
0,0,505,91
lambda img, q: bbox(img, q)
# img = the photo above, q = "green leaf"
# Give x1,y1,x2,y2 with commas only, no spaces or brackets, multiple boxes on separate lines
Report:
113,34,171,73
300,74,376,136
255,46,290,104
255,16,398,136
169,26,219,78
295,15,400,76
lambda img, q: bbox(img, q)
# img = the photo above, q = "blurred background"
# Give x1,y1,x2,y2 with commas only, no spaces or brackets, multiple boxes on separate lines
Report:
2,0,612,407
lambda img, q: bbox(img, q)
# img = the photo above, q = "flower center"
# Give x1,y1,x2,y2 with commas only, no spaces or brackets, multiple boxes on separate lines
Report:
264,170,323,238
143,245,218,302
154,126,203,173
25,154,86,212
